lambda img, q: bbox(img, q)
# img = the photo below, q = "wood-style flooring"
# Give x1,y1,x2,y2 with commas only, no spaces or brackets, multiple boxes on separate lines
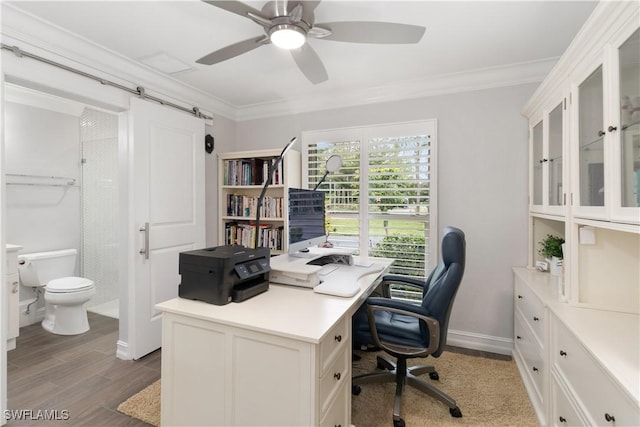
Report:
6,313,160,426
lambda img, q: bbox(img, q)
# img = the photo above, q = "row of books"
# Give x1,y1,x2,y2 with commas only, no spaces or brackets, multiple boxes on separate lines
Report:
224,222,284,251
223,158,283,186
226,195,283,218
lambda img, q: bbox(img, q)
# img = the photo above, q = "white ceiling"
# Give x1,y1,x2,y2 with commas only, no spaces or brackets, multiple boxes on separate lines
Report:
5,0,598,114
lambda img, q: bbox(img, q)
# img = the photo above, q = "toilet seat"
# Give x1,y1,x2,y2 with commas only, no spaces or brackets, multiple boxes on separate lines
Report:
46,276,95,293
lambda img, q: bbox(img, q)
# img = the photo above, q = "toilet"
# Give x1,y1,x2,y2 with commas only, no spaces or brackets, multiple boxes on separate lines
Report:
17,249,95,335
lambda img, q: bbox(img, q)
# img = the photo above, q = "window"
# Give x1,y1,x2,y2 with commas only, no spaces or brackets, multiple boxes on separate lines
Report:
303,120,437,283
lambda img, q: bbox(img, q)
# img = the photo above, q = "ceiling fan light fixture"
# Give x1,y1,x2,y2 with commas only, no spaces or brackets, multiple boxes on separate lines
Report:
269,24,306,49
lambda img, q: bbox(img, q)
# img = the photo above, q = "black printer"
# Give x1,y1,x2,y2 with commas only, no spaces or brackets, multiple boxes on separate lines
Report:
178,245,270,305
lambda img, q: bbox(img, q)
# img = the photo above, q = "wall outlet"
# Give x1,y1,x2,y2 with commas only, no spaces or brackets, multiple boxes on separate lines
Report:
535,261,549,272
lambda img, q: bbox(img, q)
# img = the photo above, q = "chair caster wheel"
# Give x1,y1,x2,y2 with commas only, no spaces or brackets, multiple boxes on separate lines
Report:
352,385,361,395
449,406,462,418
393,418,405,427
429,371,439,380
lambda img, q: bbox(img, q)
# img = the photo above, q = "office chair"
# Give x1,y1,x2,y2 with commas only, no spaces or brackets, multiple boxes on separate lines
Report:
352,226,466,427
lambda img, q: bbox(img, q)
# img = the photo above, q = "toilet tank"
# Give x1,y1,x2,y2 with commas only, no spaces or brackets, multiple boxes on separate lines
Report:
18,249,78,287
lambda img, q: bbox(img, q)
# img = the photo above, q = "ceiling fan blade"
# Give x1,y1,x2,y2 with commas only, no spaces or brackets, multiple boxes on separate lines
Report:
291,44,328,84
201,1,264,20
315,21,425,44
196,36,269,65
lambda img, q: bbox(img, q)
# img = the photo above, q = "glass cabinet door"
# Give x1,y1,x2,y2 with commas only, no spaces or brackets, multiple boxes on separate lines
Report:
618,29,640,209
532,121,543,206
578,66,605,207
548,103,564,207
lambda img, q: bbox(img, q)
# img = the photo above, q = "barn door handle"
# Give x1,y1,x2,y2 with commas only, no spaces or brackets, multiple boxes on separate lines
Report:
140,222,150,260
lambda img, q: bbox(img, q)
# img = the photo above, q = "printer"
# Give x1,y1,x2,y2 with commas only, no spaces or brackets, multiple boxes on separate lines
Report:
178,245,270,305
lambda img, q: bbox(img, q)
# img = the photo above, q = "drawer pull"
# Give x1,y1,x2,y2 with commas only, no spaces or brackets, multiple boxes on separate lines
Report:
516,336,521,340
608,125,617,132
532,366,539,373
559,350,567,357
559,416,567,423
517,295,523,299
334,425,342,427
334,372,341,381
334,334,342,343
604,413,615,423
533,316,539,322
12,281,19,293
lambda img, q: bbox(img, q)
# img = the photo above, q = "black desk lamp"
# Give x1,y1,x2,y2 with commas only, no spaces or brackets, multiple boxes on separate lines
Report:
254,137,297,249
313,154,343,191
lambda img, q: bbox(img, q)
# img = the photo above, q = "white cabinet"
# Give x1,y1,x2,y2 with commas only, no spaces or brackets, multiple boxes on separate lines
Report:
523,1,640,315
570,20,640,224
530,92,567,216
159,305,351,426
218,149,301,254
513,268,640,427
161,312,349,426
5,244,22,351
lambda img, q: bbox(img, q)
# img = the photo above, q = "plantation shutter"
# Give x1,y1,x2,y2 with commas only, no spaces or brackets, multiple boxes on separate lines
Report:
303,120,436,282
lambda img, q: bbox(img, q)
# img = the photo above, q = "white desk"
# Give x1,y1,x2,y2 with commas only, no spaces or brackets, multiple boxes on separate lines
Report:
156,256,392,427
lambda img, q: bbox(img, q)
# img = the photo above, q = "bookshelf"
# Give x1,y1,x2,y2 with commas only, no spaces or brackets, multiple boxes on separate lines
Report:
218,148,301,253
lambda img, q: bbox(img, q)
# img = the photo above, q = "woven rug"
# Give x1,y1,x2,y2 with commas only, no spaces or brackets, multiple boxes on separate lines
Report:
118,350,537,426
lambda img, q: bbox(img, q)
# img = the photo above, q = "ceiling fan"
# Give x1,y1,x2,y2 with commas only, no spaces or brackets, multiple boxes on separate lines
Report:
196,0,426,84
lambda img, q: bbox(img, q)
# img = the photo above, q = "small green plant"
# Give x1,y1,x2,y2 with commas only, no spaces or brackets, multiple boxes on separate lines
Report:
538,234,565,259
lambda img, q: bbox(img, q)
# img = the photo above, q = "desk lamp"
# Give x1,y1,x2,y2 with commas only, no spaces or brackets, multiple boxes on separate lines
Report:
313,155,342,191
254,137,297,249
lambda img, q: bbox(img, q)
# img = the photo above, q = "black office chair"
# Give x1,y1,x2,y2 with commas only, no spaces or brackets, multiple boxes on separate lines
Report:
352,226,466,427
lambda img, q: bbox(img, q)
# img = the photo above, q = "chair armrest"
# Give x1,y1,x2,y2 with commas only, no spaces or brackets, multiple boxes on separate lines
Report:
365,297,440,357
380,275,426,297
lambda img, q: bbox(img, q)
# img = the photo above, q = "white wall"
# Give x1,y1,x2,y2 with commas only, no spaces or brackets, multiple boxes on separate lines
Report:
230,83,535,349
4,101,81,274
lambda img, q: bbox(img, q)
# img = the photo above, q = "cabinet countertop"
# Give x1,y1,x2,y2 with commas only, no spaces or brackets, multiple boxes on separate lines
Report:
513,266,639,404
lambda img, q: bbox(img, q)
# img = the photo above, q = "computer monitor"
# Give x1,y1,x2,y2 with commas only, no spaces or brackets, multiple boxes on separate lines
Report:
288,188,326,257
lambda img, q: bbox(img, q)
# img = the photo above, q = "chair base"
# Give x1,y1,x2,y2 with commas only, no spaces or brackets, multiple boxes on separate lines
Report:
352,354,462,425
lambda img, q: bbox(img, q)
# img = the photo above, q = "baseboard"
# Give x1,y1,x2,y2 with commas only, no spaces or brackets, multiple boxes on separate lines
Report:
116,340,132,360
446,329,513,356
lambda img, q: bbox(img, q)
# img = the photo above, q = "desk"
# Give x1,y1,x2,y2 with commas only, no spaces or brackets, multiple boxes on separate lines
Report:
156,256,392,426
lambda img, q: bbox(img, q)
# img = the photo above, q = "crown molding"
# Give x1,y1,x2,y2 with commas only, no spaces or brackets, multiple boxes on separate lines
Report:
1,3,237,121
235,57,556,121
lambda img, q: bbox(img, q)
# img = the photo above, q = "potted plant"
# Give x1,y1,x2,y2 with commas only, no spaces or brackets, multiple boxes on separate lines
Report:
538,234,565,276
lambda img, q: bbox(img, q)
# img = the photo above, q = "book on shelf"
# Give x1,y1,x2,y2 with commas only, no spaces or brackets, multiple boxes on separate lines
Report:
224,222,284,251
224,157,284,186
226,194,283,218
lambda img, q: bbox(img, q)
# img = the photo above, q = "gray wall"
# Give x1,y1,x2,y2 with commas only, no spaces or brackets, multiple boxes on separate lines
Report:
226,83,535,345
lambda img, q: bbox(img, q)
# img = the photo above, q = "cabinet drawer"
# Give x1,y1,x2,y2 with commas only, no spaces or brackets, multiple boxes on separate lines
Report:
514,312,545,402
320,380,348,427
320,318,348,373
552,319,640,426
515,279,545,345
551,374,586,426
319,347,349,414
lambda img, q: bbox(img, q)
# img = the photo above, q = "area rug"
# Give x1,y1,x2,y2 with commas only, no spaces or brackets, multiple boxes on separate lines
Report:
118,351,537,426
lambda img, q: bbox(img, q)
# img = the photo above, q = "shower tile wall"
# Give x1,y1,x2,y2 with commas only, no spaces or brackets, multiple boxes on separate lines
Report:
80,108,119,306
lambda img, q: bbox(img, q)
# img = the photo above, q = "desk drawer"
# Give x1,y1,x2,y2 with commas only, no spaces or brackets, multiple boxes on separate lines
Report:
552,318,639,426
515,279,545,345
320,380,348,427
319,347,349,414
320,318,348,373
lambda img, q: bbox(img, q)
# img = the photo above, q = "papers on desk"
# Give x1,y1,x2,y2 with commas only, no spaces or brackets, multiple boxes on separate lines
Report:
313,263,385,297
